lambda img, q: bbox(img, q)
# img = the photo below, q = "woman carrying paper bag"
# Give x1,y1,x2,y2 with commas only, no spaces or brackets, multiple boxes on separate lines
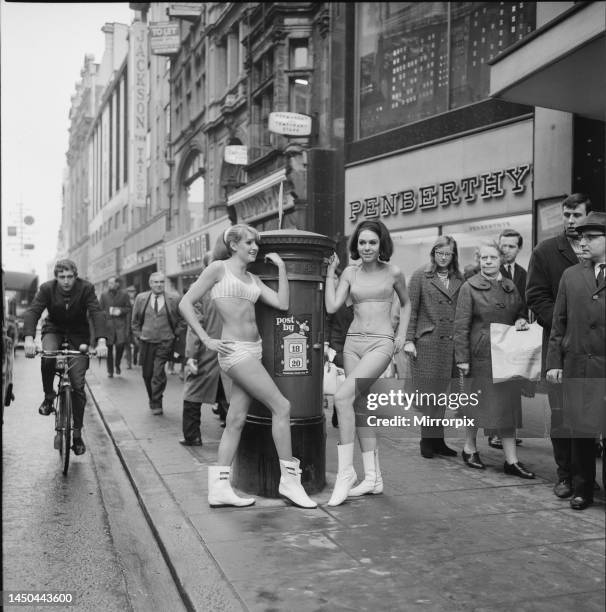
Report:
454,240,536,479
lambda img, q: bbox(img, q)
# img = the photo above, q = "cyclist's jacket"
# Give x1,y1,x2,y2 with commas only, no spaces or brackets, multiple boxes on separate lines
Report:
23,278,108,345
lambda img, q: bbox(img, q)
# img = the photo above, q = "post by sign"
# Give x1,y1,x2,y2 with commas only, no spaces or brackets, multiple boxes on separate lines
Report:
149,21,180,56
268,112,312,136
274,314,311,376
129,22,148,207
224,145,248,166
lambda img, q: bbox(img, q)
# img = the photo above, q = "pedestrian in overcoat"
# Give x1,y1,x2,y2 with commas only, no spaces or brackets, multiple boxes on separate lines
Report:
546,211,606,510
454,240,535,479
526,193,591,498
99,276,131,377
404,235,463,458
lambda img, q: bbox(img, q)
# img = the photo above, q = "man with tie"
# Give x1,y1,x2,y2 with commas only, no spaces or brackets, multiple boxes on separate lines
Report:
526,193,591,499
499,229,527,309
131,272,186,415
546,211,606,510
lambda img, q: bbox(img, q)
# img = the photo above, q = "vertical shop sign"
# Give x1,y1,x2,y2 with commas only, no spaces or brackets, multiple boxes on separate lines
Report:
129,22,148,207
274,313,311,376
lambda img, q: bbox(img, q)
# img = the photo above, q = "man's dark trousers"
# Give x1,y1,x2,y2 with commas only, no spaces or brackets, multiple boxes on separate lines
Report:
41,333,88,429
140,339,173,410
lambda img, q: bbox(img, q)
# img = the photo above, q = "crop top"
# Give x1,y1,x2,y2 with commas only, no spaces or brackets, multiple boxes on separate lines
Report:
210,263,261,303
348,265,394,304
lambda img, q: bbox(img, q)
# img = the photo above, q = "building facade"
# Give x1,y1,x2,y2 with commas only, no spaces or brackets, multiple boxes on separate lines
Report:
342,1,604,281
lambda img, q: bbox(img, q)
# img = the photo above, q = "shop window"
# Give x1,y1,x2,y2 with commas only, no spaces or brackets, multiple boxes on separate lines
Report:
442,213,532,272
356,2,535,139
390,226,440,283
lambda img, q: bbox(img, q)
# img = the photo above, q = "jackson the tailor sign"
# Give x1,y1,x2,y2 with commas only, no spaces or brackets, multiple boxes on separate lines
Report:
345,120,534,232
128,22,148,207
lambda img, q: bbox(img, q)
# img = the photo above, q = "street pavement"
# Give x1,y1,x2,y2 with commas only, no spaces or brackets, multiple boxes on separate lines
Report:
85,359,605,612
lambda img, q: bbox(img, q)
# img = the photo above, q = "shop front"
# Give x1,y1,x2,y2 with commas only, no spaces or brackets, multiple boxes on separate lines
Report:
164,217,231,295
345,120,534,281
121,245,161,294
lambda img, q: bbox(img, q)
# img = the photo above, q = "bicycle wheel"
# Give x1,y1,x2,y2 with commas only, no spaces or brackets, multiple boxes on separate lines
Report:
58,389,72,475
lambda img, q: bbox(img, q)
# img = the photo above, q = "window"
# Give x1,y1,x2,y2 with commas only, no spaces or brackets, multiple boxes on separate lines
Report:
289,39,309,69
356,2,536,139
251,86,274,159
289,78,311,115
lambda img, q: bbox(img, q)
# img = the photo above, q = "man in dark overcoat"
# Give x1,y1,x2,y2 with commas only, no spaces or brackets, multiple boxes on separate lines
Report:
499,228,527,310
546,211,606,510
526,193,591,498
23,259,108,455
99,276,131,377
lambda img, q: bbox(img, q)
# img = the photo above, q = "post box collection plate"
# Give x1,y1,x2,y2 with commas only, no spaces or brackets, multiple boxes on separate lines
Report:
274,312,311,376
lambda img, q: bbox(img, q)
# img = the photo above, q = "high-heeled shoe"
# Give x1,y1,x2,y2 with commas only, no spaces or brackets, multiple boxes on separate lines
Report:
462,450,485,470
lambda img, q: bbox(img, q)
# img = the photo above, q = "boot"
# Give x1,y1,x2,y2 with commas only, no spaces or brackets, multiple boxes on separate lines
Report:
278,458,318,508
327,443,357,507
208,466,255,508
348,449,383,496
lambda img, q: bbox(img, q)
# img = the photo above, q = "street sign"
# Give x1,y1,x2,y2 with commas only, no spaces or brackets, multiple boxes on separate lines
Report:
268,112,312,136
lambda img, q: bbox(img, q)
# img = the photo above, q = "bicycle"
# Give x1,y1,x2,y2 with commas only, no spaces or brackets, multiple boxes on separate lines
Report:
36,342,94,475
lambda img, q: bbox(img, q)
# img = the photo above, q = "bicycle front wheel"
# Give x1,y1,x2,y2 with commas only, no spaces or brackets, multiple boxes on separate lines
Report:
58,389,72,475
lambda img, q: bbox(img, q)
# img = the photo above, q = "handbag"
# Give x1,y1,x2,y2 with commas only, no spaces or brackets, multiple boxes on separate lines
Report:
323,358,345,396
490,321,542,383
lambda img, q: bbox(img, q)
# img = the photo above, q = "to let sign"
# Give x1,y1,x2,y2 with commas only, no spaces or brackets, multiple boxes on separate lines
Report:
268,112,312,136
149,21,180,56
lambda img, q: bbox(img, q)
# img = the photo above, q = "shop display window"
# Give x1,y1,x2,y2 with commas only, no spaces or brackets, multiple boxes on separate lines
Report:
442,212,532,272
390,226,439,282
356,2,535,139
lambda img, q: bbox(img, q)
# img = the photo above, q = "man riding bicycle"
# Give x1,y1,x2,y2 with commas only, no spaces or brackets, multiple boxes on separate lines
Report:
23,259,108,455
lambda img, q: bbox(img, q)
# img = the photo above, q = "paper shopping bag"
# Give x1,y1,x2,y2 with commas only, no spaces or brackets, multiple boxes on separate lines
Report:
490,321,542,383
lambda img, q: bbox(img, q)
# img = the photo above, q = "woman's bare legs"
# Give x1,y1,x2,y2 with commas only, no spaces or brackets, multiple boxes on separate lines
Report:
334,350,393,447
217,356,292,464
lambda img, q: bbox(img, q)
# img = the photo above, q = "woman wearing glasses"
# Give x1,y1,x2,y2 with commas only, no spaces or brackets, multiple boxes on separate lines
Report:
403,236,463,458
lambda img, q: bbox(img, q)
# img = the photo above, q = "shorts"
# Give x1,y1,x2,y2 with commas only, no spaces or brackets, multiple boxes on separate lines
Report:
218,339,263,372
343,332,394,361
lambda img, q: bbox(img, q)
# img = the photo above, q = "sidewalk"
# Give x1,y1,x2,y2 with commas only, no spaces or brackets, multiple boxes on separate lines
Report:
85,360,605,612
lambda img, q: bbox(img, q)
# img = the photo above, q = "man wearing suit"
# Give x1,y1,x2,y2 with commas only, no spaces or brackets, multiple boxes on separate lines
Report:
546,211,606,510
131,272,186,415
499,229,527,308
526,193,591,499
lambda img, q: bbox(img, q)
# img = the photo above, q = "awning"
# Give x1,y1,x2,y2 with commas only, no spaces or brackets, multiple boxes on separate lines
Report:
3,270,38,293
227,168,287,207
489,2,605,121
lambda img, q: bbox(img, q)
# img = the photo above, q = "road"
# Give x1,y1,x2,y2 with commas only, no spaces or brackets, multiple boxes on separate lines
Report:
2,351,187,612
